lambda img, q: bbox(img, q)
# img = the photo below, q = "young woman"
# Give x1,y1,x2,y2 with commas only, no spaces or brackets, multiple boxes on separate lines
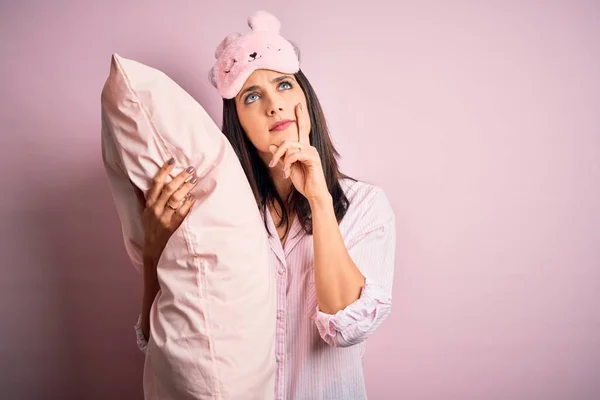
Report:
134,11,396,400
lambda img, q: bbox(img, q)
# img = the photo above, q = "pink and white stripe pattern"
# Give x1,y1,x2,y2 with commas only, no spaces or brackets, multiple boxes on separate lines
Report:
135,178,396,399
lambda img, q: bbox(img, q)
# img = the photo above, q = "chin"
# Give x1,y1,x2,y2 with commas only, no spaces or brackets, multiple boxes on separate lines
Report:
270,129,298,143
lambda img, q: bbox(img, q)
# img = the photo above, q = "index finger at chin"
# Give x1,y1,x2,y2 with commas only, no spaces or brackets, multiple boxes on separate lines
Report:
296,103,310,145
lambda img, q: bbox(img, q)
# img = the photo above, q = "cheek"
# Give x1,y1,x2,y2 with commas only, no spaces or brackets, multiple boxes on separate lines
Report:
238,110,269,151
292,91,307,109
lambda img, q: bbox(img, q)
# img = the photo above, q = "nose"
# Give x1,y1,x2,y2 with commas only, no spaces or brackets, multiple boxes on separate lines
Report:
264,93,284,116
268,104,283,116
249,52,257,59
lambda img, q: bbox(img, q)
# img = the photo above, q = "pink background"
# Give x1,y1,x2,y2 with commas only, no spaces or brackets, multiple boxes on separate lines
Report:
1,1,599,399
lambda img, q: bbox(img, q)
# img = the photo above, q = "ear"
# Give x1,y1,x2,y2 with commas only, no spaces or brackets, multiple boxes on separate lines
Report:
247,10,281,33
215,33,242,59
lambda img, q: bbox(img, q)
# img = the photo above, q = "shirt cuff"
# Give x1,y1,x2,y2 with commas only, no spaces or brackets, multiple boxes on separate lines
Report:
134,314,149,353
314,278,391,345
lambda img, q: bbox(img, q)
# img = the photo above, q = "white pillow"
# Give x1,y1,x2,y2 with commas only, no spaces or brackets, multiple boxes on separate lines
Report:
100,54,275,400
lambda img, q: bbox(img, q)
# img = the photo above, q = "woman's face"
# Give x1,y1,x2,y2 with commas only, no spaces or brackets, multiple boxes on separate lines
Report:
235,69,310,163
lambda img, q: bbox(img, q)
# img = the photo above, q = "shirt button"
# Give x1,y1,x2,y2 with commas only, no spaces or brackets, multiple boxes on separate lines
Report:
276,355,282,363
278,267,286,275
277,311,284,320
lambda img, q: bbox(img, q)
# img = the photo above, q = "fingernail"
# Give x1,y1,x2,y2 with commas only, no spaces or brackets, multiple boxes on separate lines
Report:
299,103,303,111
186,166,195,173
167,157,175,165
269,160,274,167
190,176,198,184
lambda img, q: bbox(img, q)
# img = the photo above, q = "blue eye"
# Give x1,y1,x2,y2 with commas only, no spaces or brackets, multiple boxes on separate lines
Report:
279,81,292,90
243,81,293,104
245,93,259,104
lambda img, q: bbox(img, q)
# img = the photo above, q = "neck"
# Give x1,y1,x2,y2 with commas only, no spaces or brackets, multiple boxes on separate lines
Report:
259,151,294,208
270,168,293,206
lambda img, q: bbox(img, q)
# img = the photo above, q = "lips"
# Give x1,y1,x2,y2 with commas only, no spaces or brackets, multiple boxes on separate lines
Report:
269,119,294,131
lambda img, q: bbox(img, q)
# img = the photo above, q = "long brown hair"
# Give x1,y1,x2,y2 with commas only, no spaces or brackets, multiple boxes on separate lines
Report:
220,69,354,239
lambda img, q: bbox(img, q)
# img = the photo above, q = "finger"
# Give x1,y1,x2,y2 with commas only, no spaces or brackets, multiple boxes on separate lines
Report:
172,195,196,224
282,155,299,179
161,175,199,220
147,158,176,205
282,148,311,174
268,144,285,169
295,103,310,145
269,142,291,167
269,141,301,168
155,165,196,214
171,175,199,205
281,147,302,170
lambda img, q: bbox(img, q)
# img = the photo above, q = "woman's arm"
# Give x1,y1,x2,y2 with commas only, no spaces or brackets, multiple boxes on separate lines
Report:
310,195,365,314
140,255,160,341
312,186,396,348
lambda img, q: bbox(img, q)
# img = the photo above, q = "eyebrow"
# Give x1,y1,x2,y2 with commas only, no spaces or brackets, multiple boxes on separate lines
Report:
237,75,295,100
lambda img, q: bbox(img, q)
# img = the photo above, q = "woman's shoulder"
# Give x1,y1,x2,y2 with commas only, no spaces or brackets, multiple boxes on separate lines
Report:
338,177,395,224
339,177,389,205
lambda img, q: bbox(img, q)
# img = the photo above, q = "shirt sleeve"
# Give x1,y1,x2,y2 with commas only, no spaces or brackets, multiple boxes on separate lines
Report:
134,313,149,354
314,186,396,348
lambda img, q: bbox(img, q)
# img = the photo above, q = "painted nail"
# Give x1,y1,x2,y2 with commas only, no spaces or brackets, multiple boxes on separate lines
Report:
190,176,198,184
269,160,275,167
186,166,195,173
167,157,175,165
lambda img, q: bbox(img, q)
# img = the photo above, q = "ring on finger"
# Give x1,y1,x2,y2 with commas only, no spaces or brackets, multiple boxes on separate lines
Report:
172,195,191,212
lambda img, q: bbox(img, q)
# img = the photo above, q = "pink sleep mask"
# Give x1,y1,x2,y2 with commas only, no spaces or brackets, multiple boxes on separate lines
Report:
210,10,300,99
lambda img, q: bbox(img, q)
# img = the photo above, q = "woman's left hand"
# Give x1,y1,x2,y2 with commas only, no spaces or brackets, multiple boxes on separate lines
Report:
269,103,330,202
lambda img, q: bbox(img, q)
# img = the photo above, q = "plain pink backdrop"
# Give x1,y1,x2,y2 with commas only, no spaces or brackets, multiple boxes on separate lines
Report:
1,1,599,399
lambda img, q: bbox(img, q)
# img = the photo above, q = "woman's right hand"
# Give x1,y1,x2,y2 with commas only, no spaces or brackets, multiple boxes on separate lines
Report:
142,158,199,264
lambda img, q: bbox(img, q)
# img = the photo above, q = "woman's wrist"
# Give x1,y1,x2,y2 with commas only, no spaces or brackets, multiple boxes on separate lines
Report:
142,250,160,285
308,192,333,211
143,239,164,266
143,252,159,267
